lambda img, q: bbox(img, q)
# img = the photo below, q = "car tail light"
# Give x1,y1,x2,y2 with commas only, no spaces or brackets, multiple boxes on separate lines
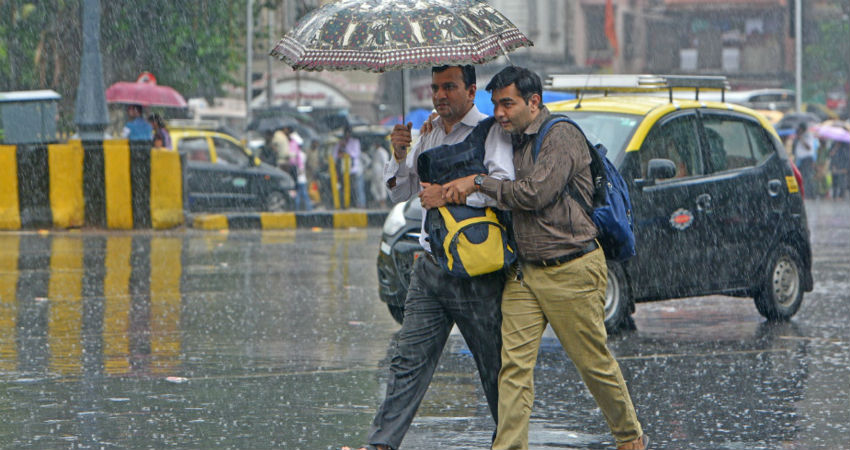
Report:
789,159,804,198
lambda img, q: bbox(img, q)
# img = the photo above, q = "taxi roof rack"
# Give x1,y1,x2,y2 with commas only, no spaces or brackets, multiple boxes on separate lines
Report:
168,119,220,130
545,74,730,103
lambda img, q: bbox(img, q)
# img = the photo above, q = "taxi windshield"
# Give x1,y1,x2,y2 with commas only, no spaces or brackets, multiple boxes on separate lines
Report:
560,111,640,164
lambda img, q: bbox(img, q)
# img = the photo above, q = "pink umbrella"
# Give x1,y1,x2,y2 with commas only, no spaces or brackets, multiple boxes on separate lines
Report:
814,124,850,143
105,72,187,108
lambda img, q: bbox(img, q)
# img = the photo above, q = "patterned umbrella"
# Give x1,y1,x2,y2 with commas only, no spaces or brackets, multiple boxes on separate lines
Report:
270,0,532,72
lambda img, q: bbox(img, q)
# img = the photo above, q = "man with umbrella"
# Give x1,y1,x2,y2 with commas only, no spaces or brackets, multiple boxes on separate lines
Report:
342,64,514,450
269,2,533,448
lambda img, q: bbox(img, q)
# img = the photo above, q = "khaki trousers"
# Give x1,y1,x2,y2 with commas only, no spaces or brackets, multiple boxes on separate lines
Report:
492,248,642,449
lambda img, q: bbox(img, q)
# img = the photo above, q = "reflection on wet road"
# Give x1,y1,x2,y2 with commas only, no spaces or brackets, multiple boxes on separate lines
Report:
0,200,848,449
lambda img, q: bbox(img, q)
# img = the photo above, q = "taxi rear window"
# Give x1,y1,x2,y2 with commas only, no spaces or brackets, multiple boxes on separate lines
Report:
562,112,640,164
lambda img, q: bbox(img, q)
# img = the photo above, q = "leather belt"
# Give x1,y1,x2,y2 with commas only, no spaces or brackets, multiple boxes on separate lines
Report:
524,241,598,267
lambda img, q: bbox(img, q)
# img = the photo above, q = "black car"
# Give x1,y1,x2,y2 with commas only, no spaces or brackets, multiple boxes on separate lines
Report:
172,128,295,212
378,75,813,333
377,199,423,324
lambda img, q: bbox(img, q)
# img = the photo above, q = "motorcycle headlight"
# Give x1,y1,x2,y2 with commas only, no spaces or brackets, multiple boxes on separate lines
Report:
382,201,407,236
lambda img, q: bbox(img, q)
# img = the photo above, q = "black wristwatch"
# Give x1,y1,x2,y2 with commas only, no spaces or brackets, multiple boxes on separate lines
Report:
473,174,485,189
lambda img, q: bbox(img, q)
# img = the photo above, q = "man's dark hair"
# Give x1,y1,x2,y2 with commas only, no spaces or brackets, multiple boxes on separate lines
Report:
485,66,542,103
432,65,476,89
128,104,143,114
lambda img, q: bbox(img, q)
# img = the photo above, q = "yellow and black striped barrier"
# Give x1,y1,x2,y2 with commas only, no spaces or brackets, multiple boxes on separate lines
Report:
0,233,183,376
0,229,374,378
192,210,388,230
0,140,183,230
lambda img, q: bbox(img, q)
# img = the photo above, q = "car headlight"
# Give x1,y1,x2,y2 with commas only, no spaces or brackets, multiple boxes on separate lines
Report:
382,201,407,236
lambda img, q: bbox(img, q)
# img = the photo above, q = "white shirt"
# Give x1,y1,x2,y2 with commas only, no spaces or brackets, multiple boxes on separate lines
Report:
383,106,514,252
336,138,363,174
794,130,817,161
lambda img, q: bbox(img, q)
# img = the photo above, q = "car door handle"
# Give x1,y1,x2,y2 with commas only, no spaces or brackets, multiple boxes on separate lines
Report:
696,193,712,213
767,179,782,197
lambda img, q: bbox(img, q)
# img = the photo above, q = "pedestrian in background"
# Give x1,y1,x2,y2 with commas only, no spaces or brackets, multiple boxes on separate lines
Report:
258,129,278,166
443,65,647,450
147,113,172,149
368,142,390,208
122,104,152,141
304,140,323,207
291,135,312,211
829,132,850,199
794,122,817,199
273,127,294,176
334,126,366,208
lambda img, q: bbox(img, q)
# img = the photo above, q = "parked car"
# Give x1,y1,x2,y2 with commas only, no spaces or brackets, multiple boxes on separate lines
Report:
378,75,813,333
171,127,295,212
377,199,423,323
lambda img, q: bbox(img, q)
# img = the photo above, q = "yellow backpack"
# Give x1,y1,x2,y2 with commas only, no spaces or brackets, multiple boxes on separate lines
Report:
426,205,515,278
418,117,516,277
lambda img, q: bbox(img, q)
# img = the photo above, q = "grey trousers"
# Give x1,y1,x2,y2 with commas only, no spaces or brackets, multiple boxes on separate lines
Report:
368,255,504,450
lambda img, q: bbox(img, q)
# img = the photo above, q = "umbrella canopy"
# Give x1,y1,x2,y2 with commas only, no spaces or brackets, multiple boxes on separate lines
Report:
814,123,850,143
270,0,532,72
106,72,187,108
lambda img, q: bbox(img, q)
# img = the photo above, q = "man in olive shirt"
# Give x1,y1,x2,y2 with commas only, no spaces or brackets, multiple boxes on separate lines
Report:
444,66,647,450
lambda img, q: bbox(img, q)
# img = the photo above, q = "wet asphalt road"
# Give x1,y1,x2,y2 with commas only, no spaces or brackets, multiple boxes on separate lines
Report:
0,200,848,450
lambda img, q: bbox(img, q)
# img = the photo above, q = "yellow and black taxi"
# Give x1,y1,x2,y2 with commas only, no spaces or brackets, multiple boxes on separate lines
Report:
545,74,812,331
170,126,295,212
377,75,813,333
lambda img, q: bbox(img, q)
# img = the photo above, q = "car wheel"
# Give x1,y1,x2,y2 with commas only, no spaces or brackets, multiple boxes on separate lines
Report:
754,244,804,321
264,191,290,212
387,304,404,324
604,261,631,334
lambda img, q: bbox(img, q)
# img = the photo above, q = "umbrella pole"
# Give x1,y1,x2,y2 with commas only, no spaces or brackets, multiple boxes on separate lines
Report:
401,70,408,125
498,37,514,66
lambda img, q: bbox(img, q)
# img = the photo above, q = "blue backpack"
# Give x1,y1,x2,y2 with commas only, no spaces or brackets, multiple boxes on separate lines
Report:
532,115,636,262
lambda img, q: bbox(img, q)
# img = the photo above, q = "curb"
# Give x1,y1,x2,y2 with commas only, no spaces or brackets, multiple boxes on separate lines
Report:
191,210,389,230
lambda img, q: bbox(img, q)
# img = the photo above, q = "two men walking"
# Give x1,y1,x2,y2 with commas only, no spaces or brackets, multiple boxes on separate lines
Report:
344,65,646,450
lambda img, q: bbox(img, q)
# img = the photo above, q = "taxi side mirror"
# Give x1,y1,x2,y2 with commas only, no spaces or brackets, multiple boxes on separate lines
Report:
646,158,677,180
636,158,678,188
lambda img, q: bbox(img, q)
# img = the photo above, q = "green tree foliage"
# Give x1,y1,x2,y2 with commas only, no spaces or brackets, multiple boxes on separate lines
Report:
804,18,850,103
803,4,850,113
0,0,251,131
0,1,81,131
102,1,248,102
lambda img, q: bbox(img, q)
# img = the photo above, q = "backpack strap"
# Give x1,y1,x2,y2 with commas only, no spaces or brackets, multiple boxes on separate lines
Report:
531,114,602,215
531,114,572,163
467,117,496,151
